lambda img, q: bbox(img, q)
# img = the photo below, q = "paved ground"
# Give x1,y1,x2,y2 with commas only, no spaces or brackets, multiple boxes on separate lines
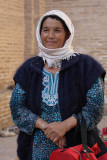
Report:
0,111,107,160
0,135,17,160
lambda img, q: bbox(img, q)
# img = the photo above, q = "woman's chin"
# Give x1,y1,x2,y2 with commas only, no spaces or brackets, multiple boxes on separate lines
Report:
45,46,57,49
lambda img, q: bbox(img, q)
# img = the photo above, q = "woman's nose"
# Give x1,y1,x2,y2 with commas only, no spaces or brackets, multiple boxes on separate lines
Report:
48,31,54,38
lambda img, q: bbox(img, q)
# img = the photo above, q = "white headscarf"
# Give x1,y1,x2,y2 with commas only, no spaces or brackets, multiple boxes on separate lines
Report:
36,10,75,68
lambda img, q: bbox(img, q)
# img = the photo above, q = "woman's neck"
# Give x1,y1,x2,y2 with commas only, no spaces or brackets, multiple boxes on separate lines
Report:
44,63,61,76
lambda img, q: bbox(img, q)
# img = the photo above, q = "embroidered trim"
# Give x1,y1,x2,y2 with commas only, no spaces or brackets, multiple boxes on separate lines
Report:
42,68,59,106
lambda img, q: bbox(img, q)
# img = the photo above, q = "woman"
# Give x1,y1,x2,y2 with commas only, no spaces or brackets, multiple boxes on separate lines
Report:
10,10,106,160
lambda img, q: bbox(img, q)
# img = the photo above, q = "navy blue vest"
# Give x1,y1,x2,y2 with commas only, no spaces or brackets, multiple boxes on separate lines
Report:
14,54,106,160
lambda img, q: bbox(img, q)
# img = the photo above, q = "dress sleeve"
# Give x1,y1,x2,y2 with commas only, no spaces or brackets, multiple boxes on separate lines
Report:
10,83,40,135
73,77,104,131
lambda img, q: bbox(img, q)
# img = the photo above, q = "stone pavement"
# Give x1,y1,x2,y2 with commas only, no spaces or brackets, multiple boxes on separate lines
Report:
0,109,107,160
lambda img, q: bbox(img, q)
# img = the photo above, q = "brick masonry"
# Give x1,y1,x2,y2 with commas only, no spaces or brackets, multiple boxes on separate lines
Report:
0,0,107,129
0,0,24,129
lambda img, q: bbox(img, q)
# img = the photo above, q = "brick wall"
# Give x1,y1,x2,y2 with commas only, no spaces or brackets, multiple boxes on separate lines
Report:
0,0,107,130
24,0,46,59
0,91,13,129
0,0,24,129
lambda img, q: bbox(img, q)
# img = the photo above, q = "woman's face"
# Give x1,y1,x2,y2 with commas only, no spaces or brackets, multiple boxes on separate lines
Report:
40,17,67,49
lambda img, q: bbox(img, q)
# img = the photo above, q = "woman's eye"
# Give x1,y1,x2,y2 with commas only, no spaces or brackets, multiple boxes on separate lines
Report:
42,29,48,32
55,29,61,32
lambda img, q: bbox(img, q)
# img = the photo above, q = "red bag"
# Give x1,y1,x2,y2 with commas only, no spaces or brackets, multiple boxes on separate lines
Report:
49,117,107,160
91,142,107,160
90,130,107,160
50,144,97,160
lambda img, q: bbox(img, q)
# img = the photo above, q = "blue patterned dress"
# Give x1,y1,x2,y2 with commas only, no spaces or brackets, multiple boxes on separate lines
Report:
10,68,104,160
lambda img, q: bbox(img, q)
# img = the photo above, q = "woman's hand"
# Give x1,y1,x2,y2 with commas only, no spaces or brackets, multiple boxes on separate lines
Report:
35,116,77,147
44,122,67,143
35,118,66,148
44,116,77,143
35,118,49,131
57,136,66,148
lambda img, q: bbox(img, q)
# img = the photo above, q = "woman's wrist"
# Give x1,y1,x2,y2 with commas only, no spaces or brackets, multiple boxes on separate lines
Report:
62,116,77,133
35,118,48,131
